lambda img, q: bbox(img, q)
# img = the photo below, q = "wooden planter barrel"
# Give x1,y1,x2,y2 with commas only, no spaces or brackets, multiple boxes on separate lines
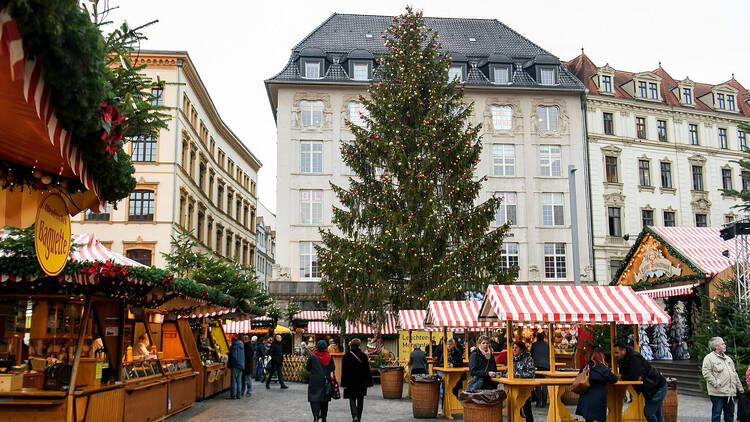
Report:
662,381,678,422
411,379,440,418
379,367,405,399
463,401,503,422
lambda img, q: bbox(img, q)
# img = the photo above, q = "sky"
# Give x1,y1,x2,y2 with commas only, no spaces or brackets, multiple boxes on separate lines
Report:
107,0,750,214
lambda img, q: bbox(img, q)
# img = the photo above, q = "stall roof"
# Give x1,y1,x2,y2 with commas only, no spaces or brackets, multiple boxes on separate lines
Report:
178,308,235,319
346,312,398,335
70,233,145,267
307,321,341,334
479,285,670,325
292,310,329,321
224,320,252,334
425,300,503,328
646,226,735,277
398,309,440,331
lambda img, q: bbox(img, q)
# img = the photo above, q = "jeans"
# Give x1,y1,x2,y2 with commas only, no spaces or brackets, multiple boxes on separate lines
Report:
436,370,444,398
643,384,668,422
265,361,286,387
349,395,364,419
254,358,264,381
710,395,735,422
242,371,253,395
310,401,329,419
535,373,548,407
521,398,534,422
230,367,243,399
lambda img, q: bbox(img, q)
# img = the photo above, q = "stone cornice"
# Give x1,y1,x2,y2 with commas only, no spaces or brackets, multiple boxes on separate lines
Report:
587,95,750,125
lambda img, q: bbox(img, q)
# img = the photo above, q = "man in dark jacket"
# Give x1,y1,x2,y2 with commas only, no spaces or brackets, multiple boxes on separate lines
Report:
266,334,288,389
531,332,550,407
253,336,265,381
409,344,428,375
242,335,254,397
614,343,667,422
445,338,465,399
228,337,245,399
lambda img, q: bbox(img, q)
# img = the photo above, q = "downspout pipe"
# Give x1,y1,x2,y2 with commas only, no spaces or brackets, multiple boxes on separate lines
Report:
581,91,596,283
171,58,184,247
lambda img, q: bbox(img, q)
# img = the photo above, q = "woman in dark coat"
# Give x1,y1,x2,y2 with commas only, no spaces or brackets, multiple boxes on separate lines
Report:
468,335,499,390
307,340,335,422
575,349,618,422
341,338,373,422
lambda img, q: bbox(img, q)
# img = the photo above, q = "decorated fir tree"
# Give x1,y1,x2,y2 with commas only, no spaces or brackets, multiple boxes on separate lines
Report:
638,325,654,360
652,324,673,360
669,302,690,360
318,6,517,324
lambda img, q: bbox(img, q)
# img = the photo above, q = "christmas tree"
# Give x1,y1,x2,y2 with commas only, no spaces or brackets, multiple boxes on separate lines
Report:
638,325,654,360
318,6,517,324
669,302,690,360
652,324,673,360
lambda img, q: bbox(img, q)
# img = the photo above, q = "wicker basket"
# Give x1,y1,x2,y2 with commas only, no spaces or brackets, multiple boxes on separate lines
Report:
463,401,503,422
379,367,405,399
561,386,578,405
662,380,678,422
411,379,440,418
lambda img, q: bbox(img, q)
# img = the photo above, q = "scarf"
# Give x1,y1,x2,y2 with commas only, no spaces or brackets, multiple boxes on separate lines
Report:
479,344,492,361
314,348,332,366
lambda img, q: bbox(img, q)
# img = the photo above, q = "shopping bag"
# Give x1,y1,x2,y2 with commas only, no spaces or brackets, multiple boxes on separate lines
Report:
330,375,341,400
570,365,590,394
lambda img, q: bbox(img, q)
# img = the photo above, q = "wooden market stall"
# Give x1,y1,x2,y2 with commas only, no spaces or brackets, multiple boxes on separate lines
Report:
305,321,342,379
478,284,671,422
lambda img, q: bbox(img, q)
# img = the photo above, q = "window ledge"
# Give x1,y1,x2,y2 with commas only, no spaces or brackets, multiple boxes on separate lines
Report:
603,182,623,189
659,187,677,194
638,185,656,192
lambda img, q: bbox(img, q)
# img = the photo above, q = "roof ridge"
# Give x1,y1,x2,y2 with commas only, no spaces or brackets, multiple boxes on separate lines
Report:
293,12,339,51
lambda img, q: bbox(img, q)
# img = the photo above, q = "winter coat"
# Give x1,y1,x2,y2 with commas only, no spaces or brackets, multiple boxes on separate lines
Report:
444,344,464,368
617,347,665,399
702,351,744,397
243,341,255,374
531,340,550,370
269,340,283,364
510,352,535,379
575,361,618,421
306,353,335,403
341,348,373,398
468,348,499,390
409,349,427,371
228,340,245,370
254,341,266,359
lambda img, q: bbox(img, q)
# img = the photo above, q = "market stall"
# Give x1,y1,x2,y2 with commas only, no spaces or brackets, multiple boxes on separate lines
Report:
178,310,233,400
479,284,670,422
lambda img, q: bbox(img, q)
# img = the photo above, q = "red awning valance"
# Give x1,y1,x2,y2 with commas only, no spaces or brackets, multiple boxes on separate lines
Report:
224,320,252,334
425,300,503,328
345,313,398,335
307,321,341,334
636,283,699,299
292,310,328,321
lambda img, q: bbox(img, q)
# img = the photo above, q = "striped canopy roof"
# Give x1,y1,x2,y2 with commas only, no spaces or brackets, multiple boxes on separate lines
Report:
648,226,734,276
398,310,441,331
292,310,328,321
70,233,146,267
480,285,670,325
425,300,503,328
345,312,398,335
307,321,341,334
224,319,252,334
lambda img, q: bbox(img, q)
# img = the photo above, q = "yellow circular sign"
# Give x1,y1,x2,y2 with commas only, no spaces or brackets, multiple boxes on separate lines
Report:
34,193,71,276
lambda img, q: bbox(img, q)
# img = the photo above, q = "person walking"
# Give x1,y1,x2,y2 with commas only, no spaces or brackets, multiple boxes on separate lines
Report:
575,349,618,422
531,332,550,407
507,341,535,422
253,336,266,381
467,335,499,390
242,335,254,397
266,334,288,389
341,338,373,422
307,340,335,422
227,336,245,399
614,343,667,422
702,337,745,422
409,344,428,375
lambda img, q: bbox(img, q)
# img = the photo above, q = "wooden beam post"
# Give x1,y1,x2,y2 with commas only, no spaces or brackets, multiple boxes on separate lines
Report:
507,320,514,379
548,323,555,372
610,322,617,373
66,297,91,422
633,325,640,352
443,327,448,368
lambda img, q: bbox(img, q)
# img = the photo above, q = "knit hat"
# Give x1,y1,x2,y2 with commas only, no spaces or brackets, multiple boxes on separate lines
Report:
251,336,258,342
317,340,328,350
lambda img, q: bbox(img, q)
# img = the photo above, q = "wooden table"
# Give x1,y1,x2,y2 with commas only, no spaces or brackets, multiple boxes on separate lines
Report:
433,367,468,420
493,377,576,422
606,381,645,422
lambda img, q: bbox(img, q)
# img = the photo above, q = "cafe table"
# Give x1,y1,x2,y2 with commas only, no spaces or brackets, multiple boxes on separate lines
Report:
432,366,469,420
606,380,645,422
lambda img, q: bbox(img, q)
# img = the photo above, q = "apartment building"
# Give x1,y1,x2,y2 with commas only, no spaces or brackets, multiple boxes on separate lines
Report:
74,51,262,268
255,202,276,288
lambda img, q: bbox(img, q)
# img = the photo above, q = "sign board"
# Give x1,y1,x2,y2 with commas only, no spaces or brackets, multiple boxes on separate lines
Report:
398,330,452,362
34,193,71,276
105,317,120,337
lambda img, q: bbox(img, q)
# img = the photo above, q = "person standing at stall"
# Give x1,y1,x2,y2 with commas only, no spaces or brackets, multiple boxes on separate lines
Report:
341,338,373,422
409,344,428,375
227,337,245,400
253,336,265,381
702,337,745,422
445,338,465,399
242,335,254,397
266,334,288,389
531,332,550,407
467,335,498,390
614,343,667,422
507,340,536,422
575,349,618,422
307,340,335,422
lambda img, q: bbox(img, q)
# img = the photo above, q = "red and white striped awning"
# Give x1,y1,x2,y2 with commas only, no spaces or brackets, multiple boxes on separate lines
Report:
636,283,699,299
649,227,734,276
70,234,146,267
480,285,670,325
425,300,503,328
346,313,398,335
293,311,328,321
178,308,235,319
224,319,252,334
307,321,341,334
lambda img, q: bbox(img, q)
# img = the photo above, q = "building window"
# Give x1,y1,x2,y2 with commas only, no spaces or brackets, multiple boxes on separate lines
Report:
605,156,618,183
499,242,519,270
493,66,510,84
682,88,692,104
352,63,368,81
642,209,654,228
695,214,707,227
636,117,646,139
537,106,559,132
726,215,735,224
638,81,648,98
603,112,614,135
300,141,323,173
608,207,622,237
300,100,323,127
716,93,725,109
660,162,672,188
638,159,651,186
217,184,224,210
198,162,206,190
299,242,321,280
692,165,704,191
84,203,110,221
303,61,321,79
539,145,562,177
215,228,223,255
601,75,612,93
491,105,513,130
663,211,676,227
197,212,204,242
492,144,515,176
542,192,564,226
151,88,163,106
540,67,555,85
722,168,733,190
300,190,323,224
126,249,152,266
743,171,750,191
544,243,566,280
657,120,667,141
739,130,746,151
649,82,658,99
494,192,517,225
719,128,728,149
349,102,369,127
128,190,154,221
448,65,463,82
131,135,157,162
689,124,699,145
609,260,622,282
728,95,736,111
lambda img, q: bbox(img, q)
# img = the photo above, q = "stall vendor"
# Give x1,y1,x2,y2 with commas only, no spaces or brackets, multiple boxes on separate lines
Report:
366,331,383,355
134,334,150,357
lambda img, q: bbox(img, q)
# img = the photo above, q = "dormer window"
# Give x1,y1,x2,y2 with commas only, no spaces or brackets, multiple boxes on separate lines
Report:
728,95,736,111
352,62,369,81
649,83,658,99
601,75,612,93
448,65,463,82
303,60,322,79
682,88,692,104
492,65,510,84
717,93,726,109
539,67,556,85
638,81,647,98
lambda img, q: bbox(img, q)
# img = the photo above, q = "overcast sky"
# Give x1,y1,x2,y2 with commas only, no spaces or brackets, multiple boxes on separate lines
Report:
109,0,750,214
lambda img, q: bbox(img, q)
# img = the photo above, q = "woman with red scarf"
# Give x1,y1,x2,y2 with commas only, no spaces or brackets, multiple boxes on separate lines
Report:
307,340,335,422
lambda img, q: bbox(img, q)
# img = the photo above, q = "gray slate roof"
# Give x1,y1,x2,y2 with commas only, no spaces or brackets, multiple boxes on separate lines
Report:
268,13,583,91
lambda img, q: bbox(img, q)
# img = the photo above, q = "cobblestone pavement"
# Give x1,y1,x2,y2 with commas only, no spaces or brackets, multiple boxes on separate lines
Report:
167,381,712,422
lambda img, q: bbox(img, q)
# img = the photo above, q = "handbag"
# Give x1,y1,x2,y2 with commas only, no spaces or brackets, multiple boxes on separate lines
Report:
570,365,590,394
330,375,341,400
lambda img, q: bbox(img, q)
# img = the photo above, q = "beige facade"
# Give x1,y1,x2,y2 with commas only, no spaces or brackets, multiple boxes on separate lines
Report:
73,51,262,268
